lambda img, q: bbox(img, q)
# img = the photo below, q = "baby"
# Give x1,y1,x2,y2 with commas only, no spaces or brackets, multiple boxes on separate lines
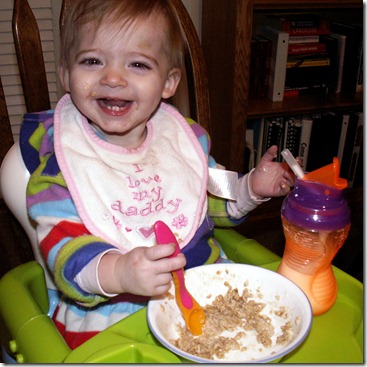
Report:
20,0,295,349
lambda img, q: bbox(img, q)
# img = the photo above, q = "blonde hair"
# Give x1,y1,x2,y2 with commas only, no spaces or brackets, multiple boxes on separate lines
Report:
60,0,185,69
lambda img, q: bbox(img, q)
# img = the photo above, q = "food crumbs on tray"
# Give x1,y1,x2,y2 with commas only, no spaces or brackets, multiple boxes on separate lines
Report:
171,283,296,360
160,304,165,313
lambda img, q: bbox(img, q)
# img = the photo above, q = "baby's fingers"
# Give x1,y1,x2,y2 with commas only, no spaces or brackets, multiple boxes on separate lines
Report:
148,244,187,271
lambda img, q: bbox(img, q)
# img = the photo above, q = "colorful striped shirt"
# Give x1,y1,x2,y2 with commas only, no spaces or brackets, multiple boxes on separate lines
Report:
20,101,245,349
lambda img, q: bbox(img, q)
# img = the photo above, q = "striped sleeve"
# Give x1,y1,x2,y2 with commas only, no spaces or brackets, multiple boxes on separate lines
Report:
23,114,115,306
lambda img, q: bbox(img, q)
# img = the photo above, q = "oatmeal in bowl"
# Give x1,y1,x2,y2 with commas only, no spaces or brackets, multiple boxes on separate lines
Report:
147,263,312,363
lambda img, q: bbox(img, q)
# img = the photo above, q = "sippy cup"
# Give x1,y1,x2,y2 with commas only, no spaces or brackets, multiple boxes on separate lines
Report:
278,155,351,315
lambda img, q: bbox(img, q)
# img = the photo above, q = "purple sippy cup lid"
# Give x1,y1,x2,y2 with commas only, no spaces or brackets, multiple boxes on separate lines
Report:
282,178,350,231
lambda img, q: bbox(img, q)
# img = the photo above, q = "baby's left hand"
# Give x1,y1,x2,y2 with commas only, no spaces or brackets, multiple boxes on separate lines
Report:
250,145,296,198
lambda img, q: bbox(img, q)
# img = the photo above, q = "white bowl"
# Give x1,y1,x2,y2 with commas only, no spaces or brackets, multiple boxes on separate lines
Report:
147,263,312,363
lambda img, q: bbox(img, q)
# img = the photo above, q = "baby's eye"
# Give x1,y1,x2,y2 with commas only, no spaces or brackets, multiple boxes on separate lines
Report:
80,58,102,66
130,62,151,70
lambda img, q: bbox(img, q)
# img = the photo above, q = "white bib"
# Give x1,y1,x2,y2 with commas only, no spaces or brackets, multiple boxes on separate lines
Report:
54,95,208,253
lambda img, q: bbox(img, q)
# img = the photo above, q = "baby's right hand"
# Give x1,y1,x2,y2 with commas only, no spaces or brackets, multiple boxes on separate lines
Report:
98,244,186,296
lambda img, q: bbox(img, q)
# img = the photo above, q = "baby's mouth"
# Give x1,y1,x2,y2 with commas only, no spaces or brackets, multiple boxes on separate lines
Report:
98,98,130,112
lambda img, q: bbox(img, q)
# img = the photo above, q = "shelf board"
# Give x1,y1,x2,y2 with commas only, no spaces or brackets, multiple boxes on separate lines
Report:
248,92,363,119
253,0,363,10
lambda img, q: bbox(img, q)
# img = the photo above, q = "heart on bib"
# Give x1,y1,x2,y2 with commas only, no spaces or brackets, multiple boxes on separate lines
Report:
137,225,155,239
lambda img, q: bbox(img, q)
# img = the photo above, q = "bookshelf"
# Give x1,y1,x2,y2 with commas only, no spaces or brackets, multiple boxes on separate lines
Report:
201,0,363,172
201,0,363,282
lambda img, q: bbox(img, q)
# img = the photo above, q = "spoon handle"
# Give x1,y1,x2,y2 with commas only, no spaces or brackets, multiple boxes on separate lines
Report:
153,221,193,309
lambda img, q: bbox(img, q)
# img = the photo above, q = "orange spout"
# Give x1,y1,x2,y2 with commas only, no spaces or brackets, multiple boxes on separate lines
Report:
301,157,348,189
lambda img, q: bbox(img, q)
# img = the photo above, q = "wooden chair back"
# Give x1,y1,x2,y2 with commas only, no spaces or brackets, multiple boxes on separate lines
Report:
12,0,51,112
0,0,211,278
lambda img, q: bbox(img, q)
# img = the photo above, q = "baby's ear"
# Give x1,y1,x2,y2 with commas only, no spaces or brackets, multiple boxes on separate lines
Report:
58,64,70,92
162,67,181,99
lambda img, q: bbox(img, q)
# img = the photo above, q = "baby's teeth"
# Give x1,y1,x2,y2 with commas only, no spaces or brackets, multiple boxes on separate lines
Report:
107,105,121,111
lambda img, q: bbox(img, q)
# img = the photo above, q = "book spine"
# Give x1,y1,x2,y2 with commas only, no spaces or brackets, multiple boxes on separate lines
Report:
284,84,328,97
252,118,265,165
337,114,350,166
288,35,320,44
283,116,302,158
340,112,359,179
288,42,326,55
263,117,284,161
331,22,363,94
244,127,255,173
347,112,364,187
306,112,343,172
287,19,320,28
285,65,331,89
287,58,330,68
249,37,261,99
329,33,346,93
319,35,339,92
282,18,330,36
356,48,363,93
298,115,313,169
259,26,289,102
249,36,272,99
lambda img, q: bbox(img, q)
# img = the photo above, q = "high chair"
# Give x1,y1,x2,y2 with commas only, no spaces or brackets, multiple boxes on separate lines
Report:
0,0,363,363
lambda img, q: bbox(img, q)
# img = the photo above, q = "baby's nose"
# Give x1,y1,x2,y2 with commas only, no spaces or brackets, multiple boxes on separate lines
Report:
100,67,128,88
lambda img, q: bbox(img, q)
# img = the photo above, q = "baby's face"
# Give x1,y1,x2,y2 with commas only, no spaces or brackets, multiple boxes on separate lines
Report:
59,14,181,148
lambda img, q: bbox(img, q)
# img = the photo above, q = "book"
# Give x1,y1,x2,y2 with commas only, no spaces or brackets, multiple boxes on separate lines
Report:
337,113,350,166
262,117,284,161
258,26,289,102
249,37,262,99
283,116,302,158
340,111,360,179
288,42,327,55
284,83,328,97
268,15,331,36
283,16,321,28
306,112,343,172
249,35,272,100
327,33,347,93
285,64,332,90
251,118,266,165
288,35,320,44
244,120,256,173
331,22,363,94
347,111,363,187
319,34,340,92
298,115,313,170
356,48,363,93
287,54,330,68
353,137,363,187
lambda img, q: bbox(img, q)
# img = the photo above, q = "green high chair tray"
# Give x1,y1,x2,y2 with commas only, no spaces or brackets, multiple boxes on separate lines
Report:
0,228,363,363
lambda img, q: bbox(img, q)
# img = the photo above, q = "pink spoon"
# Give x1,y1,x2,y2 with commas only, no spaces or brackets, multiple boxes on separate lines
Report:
154,220,206,336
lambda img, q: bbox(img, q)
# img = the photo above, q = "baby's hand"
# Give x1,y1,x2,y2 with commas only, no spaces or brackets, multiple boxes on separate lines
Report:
250,145,296,198
99,244,186,296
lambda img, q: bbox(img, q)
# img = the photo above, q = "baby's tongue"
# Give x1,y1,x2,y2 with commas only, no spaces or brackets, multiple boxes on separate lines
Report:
103,99,128,108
